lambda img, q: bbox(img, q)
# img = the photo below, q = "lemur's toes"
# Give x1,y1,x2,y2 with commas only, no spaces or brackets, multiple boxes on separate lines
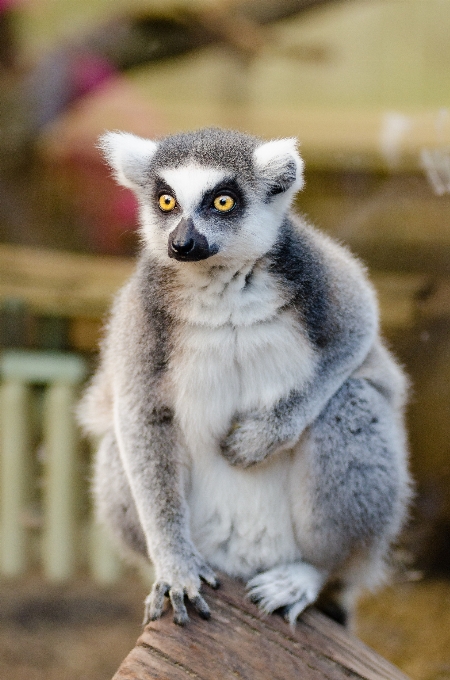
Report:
199,565,220,589
283,595,309,627
143,580,169,624
246,562,325,619
170,589,189,626
190,594,211,619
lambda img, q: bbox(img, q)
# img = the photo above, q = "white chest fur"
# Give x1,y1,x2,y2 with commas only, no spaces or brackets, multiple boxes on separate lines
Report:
167,264,315,577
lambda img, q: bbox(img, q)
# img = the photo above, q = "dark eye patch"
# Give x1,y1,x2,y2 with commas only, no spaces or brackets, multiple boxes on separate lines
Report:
154,176,177,201
199,177,245,217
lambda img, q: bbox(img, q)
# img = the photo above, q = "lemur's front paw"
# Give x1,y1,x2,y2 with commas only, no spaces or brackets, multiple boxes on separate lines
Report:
220,413,278,468
143,557,219,626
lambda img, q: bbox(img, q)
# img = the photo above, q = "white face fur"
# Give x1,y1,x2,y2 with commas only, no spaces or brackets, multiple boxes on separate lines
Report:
100,131,304,271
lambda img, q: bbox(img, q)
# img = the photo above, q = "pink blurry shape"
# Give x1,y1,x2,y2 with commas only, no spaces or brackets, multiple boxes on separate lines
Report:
0,0,22,11
70,54,117,100
111,191,139,225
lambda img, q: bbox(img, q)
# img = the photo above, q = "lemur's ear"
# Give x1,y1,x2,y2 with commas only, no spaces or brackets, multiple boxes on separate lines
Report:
98,131,158,190
254,138,304,197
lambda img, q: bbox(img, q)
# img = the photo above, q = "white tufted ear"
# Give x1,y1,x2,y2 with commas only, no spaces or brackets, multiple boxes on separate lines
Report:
254,138,304,196
98,131,158,190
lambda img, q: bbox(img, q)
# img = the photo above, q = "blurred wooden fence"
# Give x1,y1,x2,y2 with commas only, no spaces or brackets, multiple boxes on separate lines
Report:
0,347,124,583
0,245,134,583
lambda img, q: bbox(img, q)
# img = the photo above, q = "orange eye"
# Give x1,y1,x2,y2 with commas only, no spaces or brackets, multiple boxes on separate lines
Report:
158,194,176,212
213,195,235,212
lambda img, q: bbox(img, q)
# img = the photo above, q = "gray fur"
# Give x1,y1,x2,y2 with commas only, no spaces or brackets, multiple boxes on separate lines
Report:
151,127,258,182
79,127,411,627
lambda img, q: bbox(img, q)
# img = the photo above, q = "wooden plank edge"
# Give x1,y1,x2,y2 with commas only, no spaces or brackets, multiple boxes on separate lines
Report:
112,575,410,680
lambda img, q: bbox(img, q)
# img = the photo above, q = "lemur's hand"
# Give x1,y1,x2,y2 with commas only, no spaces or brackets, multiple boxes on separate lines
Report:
220,412,287,468
143,551,219,626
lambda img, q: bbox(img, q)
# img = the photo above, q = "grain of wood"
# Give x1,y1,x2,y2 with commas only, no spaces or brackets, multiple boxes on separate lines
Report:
112,575,410,680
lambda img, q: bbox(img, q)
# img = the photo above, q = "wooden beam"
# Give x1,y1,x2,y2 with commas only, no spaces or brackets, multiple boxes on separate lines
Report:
112,574,409,680
0,244,133,320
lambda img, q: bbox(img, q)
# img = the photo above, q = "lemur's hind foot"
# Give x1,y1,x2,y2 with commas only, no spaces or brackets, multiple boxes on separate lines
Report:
247,562,326,626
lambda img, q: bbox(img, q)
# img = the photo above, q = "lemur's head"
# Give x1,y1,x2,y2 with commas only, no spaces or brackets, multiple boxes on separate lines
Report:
100,127,304,266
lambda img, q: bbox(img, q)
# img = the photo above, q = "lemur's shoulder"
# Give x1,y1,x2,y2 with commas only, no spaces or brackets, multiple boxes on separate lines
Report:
267,214,378,349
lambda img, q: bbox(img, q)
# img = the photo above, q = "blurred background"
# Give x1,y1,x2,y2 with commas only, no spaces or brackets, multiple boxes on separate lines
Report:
0,0,450,678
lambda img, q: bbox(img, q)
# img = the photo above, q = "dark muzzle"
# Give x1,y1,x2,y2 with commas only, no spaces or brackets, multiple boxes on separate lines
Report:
168,218,216,261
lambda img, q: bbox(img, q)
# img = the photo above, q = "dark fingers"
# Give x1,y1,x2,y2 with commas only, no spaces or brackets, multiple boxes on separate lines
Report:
143,581,169,625
170,589,189,626
190,593,211,620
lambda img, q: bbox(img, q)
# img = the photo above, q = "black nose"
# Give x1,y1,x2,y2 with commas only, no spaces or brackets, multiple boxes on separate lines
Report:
168,218,216,261
171,236,195,255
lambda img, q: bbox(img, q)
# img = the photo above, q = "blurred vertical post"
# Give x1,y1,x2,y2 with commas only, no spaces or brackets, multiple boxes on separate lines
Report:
42,380,79,580
0,379,30,575
90,520,123,585
1,349,87,580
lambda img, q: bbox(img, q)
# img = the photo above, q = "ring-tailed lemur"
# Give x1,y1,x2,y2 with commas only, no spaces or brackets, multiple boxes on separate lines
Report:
79,127,411,627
